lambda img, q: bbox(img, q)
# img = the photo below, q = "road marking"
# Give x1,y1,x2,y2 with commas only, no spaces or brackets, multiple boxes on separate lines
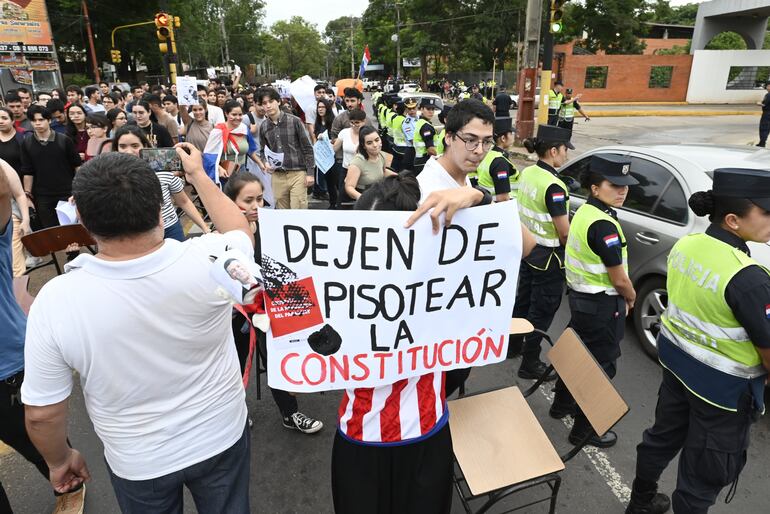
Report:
538,384,632,505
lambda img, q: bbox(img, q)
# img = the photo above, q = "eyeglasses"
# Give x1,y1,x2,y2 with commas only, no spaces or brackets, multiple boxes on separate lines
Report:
454,132,494,152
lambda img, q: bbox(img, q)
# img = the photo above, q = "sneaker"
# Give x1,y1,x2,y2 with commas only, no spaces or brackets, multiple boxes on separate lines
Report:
26,255,45,267
517,359,557,381
282,412,323,434
626,493,671,514
53,484,85,514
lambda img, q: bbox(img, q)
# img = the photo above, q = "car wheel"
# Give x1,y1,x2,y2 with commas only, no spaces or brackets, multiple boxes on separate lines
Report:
633,276,667,359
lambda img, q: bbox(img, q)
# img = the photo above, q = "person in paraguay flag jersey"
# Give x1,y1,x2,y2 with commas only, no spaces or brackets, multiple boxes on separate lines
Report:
551,154,638,449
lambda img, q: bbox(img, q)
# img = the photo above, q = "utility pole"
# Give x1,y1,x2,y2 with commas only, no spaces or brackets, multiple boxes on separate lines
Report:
82,0,100,82
515,0,543,143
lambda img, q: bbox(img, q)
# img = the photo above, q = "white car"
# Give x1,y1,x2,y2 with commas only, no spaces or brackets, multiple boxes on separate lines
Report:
510,87,540,109
401,82,420,93
558,144,770,357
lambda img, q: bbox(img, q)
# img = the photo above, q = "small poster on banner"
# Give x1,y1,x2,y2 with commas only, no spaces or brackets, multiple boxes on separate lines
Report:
207,67,217,79
264,147,285,169
176,76,198,106
313,137,335,173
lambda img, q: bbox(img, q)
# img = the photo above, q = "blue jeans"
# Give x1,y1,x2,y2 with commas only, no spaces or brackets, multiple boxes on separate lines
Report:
164,221,186,242
107,423,250,514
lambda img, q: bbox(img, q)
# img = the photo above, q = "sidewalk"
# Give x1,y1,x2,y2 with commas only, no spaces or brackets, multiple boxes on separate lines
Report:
580,103,761,117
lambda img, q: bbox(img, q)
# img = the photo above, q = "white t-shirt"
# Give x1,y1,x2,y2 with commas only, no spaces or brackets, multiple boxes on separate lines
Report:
207,104,225,126
416,156,471,203
339,127,358,168
22,231,252,480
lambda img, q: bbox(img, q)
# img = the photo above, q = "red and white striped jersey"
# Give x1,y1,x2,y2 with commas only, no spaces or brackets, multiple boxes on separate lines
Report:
337,372,447,445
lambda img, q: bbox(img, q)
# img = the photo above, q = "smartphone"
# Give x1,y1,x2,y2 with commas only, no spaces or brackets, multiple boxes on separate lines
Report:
140,148,182,173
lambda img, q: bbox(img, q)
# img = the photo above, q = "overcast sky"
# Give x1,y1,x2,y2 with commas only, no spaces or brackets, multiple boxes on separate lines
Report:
262,0,705,33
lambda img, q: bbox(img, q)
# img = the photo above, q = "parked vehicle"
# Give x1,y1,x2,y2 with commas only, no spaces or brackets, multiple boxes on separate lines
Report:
510,87,540,109
401,82,420,93
558,144,770,358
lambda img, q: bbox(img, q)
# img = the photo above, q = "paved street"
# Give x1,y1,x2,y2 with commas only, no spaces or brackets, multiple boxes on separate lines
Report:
3,293,769,513
2,113,768,514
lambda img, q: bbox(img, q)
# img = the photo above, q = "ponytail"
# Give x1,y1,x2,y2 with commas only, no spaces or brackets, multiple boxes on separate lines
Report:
522,137,564,158
688,190,753,222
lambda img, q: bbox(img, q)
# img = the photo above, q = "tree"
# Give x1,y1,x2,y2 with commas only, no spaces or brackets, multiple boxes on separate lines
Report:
324,16,363,80
563,0,647,54
266,17,326,78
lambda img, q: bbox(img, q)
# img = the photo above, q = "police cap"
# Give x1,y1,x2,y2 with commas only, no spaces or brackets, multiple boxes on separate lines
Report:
536,124,575,150
420,97,438,109
493,117,514,137
713,168,770,211
589,154,638,186
404,98,418,109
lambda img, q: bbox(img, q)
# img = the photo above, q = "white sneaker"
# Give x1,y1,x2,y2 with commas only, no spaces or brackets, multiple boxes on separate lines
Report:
25,255,45,267
282,412,323,434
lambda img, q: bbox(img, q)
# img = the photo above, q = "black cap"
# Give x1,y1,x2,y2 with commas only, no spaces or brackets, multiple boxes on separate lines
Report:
420,97,438,108
536,124,575,150
589,155,638,186
494,117,514,137
713,168,770,211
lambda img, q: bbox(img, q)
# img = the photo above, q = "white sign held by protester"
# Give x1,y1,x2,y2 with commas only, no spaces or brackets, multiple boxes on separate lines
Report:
259,202,522,392
264,147,285,169
289,75,318,120
313,136,335,173
274,80,292,99
176,76,198,106
55,201,78,225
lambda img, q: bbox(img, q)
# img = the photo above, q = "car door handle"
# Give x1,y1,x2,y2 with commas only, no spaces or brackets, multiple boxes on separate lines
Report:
635,232,659,245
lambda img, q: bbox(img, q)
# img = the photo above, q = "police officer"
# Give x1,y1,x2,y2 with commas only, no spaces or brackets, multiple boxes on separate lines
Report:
627,167,770,514
557,88,590,136
547,81,565,125
412,97,438,174
469,84,484,101
434,106,451,156
400,98,419,171
513,125,574,378
550,155,638,448
377,93,397,154
475,116,519,202
758,81,770,147
389,99,408,172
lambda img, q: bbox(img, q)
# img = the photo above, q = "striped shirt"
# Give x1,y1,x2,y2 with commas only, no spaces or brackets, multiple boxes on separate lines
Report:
337,372,447,446
157,171,184,227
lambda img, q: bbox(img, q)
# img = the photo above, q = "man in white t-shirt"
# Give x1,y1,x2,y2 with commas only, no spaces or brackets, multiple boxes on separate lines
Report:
21,147,254,512
198,85,225,126
415,99,536,395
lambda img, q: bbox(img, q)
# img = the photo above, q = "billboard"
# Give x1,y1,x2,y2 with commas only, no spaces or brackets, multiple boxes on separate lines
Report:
0,0,54,53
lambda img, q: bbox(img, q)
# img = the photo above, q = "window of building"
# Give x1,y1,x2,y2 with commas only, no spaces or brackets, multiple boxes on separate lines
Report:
649,66,673,89
726,66,770,90
584,66,608,89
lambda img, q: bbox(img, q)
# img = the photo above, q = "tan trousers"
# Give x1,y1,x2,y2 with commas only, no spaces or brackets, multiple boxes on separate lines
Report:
11,215,25,277
271,170,308,209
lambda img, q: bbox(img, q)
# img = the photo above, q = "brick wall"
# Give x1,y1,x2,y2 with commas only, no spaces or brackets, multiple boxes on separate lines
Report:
558,54,693,102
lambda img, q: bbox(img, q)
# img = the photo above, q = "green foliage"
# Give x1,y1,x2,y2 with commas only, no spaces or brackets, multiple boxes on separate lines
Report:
561,0,647,55
63,73,92,86
705,31,747,50
265,17,327,77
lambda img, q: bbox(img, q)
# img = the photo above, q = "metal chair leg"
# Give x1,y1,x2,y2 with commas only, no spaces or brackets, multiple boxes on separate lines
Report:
549,476,562,514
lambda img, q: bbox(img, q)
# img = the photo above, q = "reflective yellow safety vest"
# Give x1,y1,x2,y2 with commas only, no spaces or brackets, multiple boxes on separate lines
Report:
390,114,407,147
565,203,627,295
548,90,563,112
413,118,433,158
435,128,445,155
517,164,567,248
476,148,519,198
559,102,576,121
660,233,767,411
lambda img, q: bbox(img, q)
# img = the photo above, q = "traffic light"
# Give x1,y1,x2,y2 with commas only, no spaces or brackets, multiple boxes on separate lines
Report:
155,12,171,54
549,0,567,34
110,48,121,64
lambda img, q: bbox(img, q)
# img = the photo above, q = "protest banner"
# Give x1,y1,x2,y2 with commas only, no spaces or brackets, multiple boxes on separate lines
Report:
259,201,522,392
288,75,318,120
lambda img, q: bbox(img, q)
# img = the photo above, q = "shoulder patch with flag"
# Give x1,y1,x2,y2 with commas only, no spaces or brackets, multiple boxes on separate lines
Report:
603,233,621,248
551,191,566,203
496,170,508,180
765,304,770,318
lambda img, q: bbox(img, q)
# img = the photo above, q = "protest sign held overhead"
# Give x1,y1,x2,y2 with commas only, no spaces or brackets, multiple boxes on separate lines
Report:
259,201,522,392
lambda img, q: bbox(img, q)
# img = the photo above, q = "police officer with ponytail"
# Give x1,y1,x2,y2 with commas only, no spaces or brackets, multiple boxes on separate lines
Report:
475,116,519,202
627,168,770,514
550,155,638,448
513,125,573,379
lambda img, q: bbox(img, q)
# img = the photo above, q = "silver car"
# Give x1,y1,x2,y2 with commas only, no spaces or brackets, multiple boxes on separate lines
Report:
558,144,770,357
